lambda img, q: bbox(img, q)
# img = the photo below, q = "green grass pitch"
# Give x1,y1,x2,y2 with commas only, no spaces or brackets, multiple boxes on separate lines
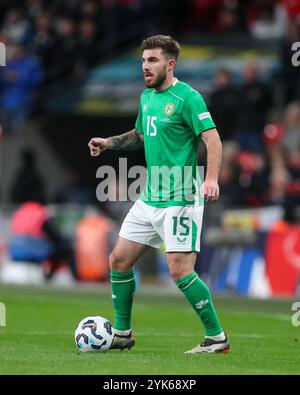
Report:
0,283,299,375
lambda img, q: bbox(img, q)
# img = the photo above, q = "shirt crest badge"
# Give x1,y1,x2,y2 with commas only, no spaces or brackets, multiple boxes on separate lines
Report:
163,102,175,116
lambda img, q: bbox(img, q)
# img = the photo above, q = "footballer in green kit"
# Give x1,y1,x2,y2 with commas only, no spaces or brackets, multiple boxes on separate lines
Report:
88,35,230,354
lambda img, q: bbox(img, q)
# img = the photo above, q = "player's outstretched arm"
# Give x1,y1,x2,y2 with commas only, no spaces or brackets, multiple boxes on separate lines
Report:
88,129,144,157
200,128,222,202
109,129,144,151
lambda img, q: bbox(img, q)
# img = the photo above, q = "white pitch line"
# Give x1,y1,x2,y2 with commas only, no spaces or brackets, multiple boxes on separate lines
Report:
225,310,291,321
135,332,270,338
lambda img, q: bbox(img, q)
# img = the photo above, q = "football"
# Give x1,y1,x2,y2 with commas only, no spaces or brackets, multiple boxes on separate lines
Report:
75,316,114,352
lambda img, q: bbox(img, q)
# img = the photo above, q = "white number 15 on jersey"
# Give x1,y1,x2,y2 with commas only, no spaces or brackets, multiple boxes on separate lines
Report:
146,116,157,136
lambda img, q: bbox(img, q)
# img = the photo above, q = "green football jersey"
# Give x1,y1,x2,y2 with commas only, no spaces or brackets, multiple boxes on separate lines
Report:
135,79,216,208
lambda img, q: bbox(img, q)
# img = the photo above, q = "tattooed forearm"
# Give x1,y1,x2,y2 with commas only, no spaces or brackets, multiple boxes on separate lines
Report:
109,129,144,151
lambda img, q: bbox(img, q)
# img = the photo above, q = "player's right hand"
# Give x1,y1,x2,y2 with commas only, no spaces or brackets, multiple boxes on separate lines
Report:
88,137,109,157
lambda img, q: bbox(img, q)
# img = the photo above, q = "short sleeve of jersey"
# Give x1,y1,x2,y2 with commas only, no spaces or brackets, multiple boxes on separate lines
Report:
135,100,143,135
183,91,215,136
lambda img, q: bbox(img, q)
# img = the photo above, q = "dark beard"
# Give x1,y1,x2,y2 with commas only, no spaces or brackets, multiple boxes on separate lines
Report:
144,72,167,89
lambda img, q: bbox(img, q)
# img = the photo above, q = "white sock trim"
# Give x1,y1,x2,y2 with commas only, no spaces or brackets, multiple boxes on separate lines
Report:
113,328,132,336
180,275,198,291
205,331,226,341
110,277,135,283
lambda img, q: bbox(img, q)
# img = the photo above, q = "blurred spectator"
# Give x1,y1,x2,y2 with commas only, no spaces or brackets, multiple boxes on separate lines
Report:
75,18,99,72
282,102,300,173
0,41,42,134
55,16,76,51
153,0,191,36
1,8,32,44
9,200,78,280
263,121,286,171
75,210,116,281
80,0,101,22
55,164,93,204
235,63,272,152
218,141,243,207
281,0,300,22
214,6,248,35
262,103,300,206
280,20,300,103
249,4,287,40
189,0,222,32
31,13,57,82
209,68,237,140
113,0,149,42
237,150,270,207
278,103,300,208
25,0,44,22
99,0,148,47
267,165,291,205
282,193,300,224
53,16,77,78
9,149,46,204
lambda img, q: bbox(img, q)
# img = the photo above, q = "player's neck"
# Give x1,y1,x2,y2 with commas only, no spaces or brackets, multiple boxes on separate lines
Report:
155,76,177,92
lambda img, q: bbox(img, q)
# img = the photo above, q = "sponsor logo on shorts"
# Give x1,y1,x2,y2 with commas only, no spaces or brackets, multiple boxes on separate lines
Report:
176,236,187,243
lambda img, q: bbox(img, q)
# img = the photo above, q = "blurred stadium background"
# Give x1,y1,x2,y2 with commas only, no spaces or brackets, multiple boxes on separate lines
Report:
0,0,300,299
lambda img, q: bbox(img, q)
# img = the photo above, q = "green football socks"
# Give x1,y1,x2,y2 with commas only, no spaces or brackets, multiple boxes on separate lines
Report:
110,269,136,331
176,271,223,337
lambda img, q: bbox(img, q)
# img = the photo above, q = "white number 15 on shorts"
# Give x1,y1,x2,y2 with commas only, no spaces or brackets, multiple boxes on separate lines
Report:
119,199,204,252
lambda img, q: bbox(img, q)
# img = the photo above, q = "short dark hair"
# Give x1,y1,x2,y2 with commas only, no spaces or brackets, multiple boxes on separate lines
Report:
141,35,181,60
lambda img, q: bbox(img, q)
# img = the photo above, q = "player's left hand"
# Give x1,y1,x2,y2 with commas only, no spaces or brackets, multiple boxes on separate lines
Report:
200,180,219,202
